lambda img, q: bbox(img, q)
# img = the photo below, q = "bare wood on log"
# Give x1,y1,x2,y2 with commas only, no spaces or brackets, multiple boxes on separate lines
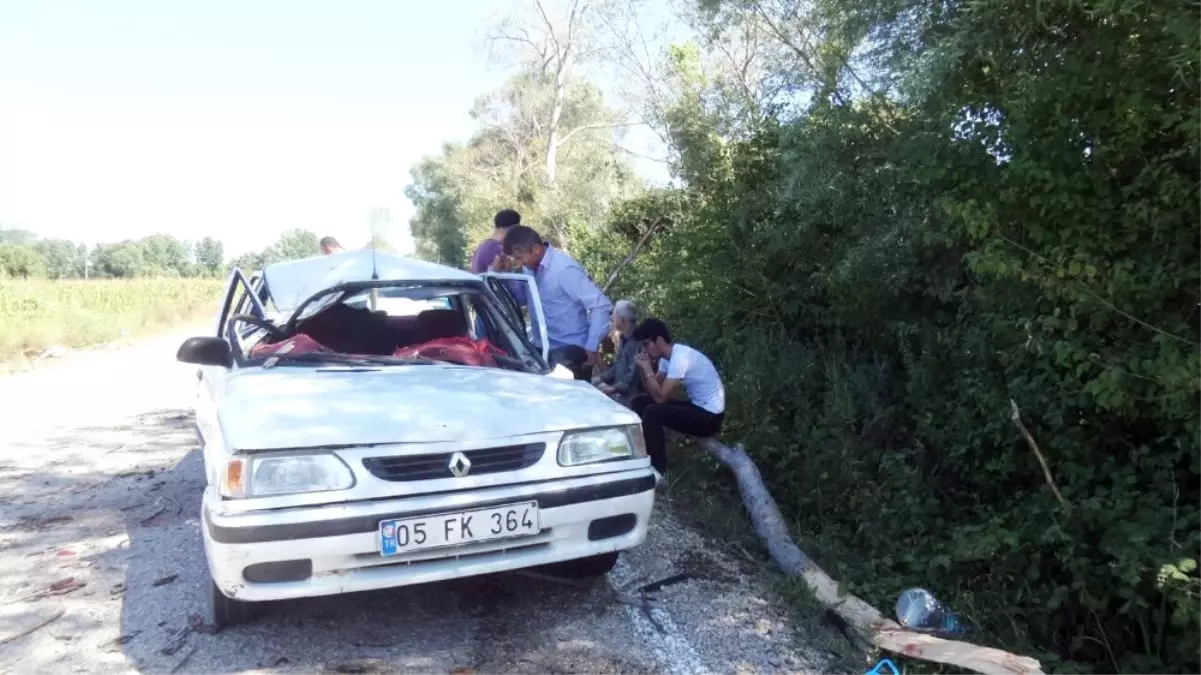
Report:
1009,399,1067,506
688,435,1045,675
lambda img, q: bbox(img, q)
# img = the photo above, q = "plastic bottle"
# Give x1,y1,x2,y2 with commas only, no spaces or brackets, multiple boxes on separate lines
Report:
895,587,969,638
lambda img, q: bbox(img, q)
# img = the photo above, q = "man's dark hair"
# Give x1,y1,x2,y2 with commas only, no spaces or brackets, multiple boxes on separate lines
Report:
631,318,673,344
319,236,341,248
494,209,521,229
502,225,544,254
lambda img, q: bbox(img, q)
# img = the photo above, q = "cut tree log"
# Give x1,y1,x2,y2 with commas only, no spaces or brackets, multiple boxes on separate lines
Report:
689,435,1045,675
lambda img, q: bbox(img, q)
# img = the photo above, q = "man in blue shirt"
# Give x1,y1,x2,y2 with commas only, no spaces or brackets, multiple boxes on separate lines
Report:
502,225,613,381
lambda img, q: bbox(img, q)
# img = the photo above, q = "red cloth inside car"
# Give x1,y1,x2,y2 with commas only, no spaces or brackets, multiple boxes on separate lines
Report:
249,333,507,367
393,336,507,367
248,334,329,359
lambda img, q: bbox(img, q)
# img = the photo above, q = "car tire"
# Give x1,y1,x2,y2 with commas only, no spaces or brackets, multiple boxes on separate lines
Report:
208,579,257,631
544,551,620,579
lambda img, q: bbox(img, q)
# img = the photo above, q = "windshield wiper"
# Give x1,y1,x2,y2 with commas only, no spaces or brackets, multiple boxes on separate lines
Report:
262,351,448,369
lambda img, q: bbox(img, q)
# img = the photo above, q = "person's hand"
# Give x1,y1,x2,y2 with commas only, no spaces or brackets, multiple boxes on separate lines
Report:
585,350,600,367
487,255,507,272
635,351,652,372
599,384,616,396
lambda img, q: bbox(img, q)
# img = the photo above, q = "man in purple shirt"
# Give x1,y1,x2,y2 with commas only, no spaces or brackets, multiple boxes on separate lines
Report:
470,209,522,273
471,209,529,340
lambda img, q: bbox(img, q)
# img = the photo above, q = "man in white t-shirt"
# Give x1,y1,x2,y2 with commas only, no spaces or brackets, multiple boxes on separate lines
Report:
629,318,725,481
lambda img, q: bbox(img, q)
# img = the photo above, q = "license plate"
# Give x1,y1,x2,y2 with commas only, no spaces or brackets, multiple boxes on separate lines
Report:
378,501,539,556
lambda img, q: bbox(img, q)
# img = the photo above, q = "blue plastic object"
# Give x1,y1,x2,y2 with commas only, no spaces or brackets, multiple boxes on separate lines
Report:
867,658,900,675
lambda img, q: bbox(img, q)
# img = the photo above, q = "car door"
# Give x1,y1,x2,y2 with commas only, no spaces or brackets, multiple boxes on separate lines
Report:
195,270,266,478
481,272,548,363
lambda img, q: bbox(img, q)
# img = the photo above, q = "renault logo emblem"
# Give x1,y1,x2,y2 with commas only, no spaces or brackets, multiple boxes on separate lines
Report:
448,451,472,478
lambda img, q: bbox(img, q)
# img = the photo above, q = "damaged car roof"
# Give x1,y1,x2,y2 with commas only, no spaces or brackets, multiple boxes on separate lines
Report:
261,248,481,313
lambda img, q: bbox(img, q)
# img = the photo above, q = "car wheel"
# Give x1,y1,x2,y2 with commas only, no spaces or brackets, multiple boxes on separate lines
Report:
208,579,257,630
544,551,620,579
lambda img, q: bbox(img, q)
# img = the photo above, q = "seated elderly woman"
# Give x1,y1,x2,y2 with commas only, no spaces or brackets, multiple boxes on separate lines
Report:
596,299,644,404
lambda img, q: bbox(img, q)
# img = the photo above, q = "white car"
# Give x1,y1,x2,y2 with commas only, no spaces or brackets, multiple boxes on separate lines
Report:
177,249,655,628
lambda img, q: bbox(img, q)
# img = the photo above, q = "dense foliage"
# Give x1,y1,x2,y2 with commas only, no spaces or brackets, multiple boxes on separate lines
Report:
410,0,1197,671
574,1,1199,672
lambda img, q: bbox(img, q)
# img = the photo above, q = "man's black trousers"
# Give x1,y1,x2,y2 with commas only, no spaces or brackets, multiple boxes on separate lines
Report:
629,395,724,474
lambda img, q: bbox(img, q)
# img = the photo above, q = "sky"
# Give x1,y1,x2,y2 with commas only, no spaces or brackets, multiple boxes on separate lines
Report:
0,0,667,258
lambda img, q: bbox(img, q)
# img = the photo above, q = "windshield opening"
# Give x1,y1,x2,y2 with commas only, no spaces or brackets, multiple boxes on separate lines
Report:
232,283,545,373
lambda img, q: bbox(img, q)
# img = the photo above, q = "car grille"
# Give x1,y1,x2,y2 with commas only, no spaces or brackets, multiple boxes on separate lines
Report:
361,443,546,482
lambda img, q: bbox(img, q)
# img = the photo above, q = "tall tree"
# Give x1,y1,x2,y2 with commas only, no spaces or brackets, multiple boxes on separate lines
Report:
405,149,469,265
90,240,148,278
0,227,37,247
139,234,192,276
229,229,322,272
485,0,648,248
272,229,320,261
34,238,85,279
195,236,225,276
0,243,45,278
405,73,640,261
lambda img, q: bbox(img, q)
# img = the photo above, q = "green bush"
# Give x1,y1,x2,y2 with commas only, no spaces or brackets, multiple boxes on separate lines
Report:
582,1,1199,670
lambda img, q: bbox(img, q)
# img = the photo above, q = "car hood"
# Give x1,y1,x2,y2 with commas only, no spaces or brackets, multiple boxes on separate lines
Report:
217,365,638,451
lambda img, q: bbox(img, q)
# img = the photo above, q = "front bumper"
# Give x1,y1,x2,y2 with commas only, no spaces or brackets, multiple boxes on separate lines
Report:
202,469,655,602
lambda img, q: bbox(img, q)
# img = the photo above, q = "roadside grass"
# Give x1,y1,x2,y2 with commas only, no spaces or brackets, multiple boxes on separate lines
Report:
0,278,224,369
659,437,870,674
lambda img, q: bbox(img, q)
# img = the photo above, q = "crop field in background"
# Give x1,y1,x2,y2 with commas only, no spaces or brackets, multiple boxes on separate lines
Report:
0,277,224,364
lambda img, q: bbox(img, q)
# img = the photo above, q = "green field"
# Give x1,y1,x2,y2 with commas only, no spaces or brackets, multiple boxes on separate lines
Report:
0,277,225,364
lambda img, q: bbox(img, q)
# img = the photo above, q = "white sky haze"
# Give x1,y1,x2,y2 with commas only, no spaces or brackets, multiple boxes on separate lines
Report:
0,0,525,257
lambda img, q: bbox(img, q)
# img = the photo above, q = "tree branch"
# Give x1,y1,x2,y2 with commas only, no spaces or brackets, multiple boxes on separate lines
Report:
534,0,563,55
753,0,877,99
601,217,666,294
1009,399,1068,506
556,121,642,147
615,143,674,165
564,0,585,49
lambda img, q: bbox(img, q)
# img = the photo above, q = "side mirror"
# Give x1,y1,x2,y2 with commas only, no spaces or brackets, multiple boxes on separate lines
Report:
177,336,232,367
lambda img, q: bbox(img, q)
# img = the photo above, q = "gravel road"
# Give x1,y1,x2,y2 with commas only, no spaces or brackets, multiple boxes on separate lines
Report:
0,329,835,674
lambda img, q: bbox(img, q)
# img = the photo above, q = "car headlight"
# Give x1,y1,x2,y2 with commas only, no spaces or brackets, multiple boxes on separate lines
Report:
558,425,647,467
220,452,355,498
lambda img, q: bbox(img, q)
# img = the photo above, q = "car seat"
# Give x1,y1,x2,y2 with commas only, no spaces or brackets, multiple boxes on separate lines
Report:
415,309,468,343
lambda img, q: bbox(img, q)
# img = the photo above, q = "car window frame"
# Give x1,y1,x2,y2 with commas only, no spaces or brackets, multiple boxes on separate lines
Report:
218,268,268,365
278,279,549,373
480,272,548,363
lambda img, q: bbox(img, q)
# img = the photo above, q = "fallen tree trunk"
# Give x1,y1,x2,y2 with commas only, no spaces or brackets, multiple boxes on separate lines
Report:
690,436,1045,675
